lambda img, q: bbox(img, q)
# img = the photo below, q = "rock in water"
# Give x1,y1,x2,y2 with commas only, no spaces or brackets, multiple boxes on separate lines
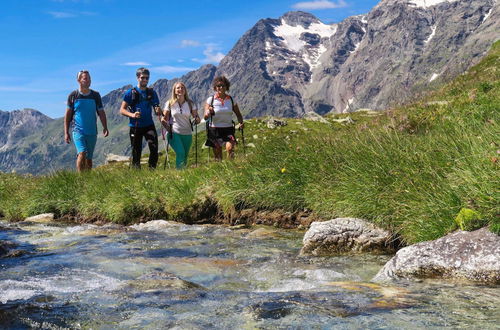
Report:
301,218,393,255
373,228,500,284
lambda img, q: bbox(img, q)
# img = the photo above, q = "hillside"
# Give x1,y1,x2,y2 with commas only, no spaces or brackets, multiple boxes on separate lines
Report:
1,40,498,245
0,0,498,174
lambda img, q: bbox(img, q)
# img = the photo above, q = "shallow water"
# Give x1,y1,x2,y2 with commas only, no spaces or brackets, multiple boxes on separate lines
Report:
0,219,498,329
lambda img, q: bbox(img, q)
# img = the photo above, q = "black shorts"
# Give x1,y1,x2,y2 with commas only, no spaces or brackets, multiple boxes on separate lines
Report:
205,126,236,147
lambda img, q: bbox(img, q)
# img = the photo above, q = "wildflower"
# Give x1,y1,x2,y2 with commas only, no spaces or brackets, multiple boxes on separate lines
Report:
281,168,286,173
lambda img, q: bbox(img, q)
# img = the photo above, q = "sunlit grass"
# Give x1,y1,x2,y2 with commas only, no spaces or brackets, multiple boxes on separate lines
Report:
1,42,498,244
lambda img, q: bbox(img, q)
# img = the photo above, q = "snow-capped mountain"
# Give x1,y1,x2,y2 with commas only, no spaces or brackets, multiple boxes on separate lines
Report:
215,0,498,116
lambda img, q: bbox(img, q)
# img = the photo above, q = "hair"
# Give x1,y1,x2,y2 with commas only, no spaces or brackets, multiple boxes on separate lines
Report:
136,67,150,78
168,81,193,108
77,70,90,80
212,76,230,91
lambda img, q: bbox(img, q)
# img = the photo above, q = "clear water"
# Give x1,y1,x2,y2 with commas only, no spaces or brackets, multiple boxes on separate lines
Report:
0,219,498,329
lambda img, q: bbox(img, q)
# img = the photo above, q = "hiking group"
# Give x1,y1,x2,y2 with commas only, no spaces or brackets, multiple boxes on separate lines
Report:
65,68,244,172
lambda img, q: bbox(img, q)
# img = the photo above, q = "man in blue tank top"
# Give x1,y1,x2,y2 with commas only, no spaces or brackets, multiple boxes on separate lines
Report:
119,67,161,169
64,70,109,172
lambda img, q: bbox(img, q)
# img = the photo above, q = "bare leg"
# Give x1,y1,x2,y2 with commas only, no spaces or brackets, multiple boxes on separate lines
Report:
226,141,236,160
213,146,223,161
76,152,87,172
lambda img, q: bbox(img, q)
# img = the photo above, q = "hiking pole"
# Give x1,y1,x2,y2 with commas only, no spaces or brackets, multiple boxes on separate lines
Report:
129,106,139,169
239,124,246,157
156,107,171,170
192,119,198,167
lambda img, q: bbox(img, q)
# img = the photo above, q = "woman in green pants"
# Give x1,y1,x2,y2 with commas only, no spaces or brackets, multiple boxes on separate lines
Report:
161,82,200,169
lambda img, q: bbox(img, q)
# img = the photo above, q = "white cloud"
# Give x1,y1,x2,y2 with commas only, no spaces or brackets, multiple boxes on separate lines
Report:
193,44,225,64
181,40,201,47
47,11,76,18
47,10,97,18
122,62,151,66
153,65,197,74
292,0,348,10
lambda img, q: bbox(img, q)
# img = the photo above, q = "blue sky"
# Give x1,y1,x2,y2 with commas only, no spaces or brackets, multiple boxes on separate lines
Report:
0,0,379,118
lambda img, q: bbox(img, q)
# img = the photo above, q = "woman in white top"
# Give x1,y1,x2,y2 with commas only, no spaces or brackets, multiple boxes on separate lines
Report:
161,82,200,169
204,76,244,160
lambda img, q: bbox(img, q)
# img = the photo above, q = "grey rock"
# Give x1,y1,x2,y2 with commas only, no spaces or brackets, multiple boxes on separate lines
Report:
301,218,393,255
303,112,329,123
266,118,288,129
25,213,54,223
373,227,500,284
105,153,130,164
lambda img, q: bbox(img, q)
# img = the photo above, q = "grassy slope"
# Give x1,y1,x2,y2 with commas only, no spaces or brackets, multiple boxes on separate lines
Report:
1,42,498,244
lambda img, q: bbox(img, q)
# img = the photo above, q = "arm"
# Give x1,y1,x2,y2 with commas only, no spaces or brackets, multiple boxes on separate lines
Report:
204,101,214,120
161,105,171,131
97,110,109,137
233,103,244,128
120,101,140,119
64,108,74,143
191,105,201,124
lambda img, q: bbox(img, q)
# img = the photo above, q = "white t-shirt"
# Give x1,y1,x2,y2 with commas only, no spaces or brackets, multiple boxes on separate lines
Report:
206,95,235,128
165,100,197,135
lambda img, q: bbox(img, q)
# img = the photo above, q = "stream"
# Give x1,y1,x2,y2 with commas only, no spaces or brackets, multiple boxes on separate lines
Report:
1,219,499,329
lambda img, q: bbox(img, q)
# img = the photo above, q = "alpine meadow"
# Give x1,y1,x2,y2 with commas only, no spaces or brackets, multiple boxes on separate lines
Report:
1,40,498,245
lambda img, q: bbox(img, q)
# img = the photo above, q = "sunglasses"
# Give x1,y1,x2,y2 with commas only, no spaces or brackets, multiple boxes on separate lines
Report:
139,76,150,80
77,70,90,79
215,84,225,88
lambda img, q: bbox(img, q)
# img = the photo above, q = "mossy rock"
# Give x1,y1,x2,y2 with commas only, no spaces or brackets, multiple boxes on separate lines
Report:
454,208,483,231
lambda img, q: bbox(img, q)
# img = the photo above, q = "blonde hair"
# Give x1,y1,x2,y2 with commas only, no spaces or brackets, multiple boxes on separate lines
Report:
167,82,193,108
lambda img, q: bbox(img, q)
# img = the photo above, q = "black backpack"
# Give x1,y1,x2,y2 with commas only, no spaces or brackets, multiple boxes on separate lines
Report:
129,87,154,110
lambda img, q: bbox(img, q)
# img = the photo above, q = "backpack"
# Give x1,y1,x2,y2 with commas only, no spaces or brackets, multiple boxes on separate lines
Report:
69,89,97,110
129,87,154,110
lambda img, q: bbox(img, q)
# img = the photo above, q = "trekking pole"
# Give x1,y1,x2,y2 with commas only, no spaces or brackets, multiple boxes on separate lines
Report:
156,107,170,170
192,119,198,167
239,124,246,157
129,106,139,169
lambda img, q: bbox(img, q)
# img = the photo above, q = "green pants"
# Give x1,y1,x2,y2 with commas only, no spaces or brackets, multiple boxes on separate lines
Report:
169,132,192,169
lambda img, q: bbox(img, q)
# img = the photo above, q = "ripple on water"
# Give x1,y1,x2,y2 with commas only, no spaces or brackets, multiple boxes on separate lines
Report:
0,269,123,304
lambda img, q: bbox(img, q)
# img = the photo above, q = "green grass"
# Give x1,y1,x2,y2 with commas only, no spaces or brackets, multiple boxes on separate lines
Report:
1,42,498,245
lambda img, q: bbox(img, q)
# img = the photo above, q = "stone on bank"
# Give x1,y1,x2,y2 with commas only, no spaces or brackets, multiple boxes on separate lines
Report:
373,228,500,284
301,218,393,255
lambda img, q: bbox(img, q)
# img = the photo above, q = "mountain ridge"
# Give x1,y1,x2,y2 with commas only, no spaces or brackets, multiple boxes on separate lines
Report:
1,0,498,174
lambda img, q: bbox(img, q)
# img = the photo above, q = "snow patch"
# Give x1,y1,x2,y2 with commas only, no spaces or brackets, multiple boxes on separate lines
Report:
407,0,459,8
343,98,354,113
274,19,337,52
424,25,437,44
350,41,362,54
430,73,440,82
482,7,493,24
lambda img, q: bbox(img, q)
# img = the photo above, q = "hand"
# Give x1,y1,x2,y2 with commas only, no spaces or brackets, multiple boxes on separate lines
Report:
161,117,170,130
209,106,215,116
154,106,161,116
238,122,244,130
195,116,201,124
64,132,71,144
133,112,141,119
103,128,109,137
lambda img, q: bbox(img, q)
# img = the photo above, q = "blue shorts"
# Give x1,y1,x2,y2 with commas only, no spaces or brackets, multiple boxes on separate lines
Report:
73,131,97,159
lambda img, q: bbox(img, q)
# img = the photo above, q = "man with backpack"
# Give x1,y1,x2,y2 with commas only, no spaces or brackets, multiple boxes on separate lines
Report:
64,70,109,172
120,67,161,169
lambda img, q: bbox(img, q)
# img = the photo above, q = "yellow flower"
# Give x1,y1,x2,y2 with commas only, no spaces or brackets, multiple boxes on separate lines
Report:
281,168,286,173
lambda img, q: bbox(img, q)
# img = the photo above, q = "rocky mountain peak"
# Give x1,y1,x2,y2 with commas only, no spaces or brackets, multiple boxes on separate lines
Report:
280,11,320,27
378,0,461,9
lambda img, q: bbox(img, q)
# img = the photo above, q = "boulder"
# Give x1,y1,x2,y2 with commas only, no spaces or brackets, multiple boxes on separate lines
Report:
301,218,393,255
303,111,329,123
105,153,130,164
373,228,500,284
266,118,287,129
25,213,54,223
